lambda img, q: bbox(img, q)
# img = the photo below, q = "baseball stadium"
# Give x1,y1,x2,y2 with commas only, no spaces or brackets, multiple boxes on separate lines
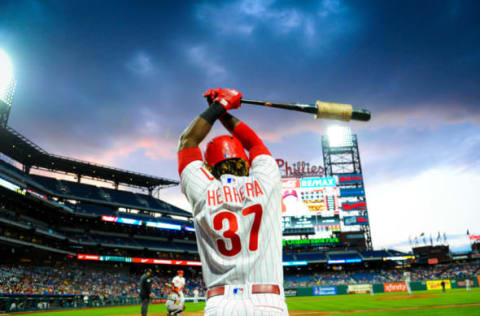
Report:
1,1,480,316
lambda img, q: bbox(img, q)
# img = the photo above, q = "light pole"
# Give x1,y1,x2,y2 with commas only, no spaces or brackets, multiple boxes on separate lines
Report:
0,49,16,128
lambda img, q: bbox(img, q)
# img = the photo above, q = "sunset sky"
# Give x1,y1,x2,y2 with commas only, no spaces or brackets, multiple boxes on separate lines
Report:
1,0,479,252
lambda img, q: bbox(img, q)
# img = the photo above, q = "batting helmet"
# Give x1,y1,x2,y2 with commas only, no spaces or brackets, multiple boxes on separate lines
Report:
177,270,184,275
205,135,248,169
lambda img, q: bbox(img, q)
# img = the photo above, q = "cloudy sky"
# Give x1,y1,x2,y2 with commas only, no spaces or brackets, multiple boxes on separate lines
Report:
1,0,479,252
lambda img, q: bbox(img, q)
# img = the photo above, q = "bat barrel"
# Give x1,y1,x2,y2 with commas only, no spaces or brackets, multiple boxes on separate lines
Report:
351,109,371,121
242,99,371,122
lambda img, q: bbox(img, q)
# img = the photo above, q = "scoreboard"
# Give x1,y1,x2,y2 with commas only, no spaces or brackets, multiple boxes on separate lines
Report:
281,177,340,217
281,176,365,237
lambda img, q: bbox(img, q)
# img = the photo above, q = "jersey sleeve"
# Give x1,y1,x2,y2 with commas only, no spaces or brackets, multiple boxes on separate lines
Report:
231,122,271,162
178,148,214,208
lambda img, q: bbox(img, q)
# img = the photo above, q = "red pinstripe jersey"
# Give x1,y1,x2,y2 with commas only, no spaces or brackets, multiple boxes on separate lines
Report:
181,154,283,289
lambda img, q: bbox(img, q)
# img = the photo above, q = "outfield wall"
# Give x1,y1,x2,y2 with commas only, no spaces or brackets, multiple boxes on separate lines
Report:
2,278,478,312
285,277,479,297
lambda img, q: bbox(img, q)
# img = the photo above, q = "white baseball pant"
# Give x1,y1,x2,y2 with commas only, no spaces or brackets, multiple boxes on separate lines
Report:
204,284,289,316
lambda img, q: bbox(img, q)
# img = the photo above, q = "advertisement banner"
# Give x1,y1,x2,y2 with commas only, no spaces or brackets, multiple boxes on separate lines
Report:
343,216,369,226
426,280,451,290
347,284,372,294
342,201,367,211
284,288,297,297
455,280,474,288
428,258,438,265
384,283,407,293
300,177,336,188
469,235,480,241
313,286,337,296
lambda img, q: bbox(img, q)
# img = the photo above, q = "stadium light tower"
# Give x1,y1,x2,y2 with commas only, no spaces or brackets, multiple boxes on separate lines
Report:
0,49,16,128
327,125,353,147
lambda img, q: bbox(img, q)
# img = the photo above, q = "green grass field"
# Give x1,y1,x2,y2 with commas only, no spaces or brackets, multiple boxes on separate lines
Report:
13,288,480,315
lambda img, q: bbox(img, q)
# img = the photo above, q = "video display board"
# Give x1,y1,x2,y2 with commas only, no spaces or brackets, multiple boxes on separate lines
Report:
281,177,339,217
281,177,343,235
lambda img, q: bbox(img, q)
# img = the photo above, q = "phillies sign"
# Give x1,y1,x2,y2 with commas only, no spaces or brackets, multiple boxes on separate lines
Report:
276,159,324,177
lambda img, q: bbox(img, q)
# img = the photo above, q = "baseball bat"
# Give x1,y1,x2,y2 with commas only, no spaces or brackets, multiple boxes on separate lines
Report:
241,99,371,122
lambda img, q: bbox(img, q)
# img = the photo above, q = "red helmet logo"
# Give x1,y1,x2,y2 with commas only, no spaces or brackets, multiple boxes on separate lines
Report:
205,135,248,168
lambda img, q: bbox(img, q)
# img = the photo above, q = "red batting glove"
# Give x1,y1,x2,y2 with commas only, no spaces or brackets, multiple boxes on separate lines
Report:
203,89,218,105
203,88,242,110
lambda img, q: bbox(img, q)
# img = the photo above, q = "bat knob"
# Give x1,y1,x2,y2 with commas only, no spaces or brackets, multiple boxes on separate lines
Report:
351,109,371,121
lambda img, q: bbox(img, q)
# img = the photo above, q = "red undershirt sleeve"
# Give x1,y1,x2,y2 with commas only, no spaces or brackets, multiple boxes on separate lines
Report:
178,147,203,176
231,122,271,162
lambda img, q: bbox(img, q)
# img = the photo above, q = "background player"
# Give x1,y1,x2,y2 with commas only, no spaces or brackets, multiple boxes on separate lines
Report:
404,271,412,295
165,283,185,316
172,270,186,305
177,88,288,315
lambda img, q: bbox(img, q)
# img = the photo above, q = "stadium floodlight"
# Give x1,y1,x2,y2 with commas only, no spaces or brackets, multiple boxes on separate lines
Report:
0,49,16,127
327,125,353,147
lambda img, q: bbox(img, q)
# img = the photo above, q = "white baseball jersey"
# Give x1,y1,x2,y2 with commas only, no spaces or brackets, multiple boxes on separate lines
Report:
181,154,284,289
172,276,185,290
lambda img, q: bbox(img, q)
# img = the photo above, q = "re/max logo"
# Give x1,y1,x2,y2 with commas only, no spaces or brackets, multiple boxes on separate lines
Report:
300,177,336,188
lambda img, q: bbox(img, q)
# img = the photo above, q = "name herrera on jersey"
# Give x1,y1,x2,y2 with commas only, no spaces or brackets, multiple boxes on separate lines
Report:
206,180,264,207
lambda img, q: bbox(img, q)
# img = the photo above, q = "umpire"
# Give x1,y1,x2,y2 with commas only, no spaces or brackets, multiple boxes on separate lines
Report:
139,268,153,316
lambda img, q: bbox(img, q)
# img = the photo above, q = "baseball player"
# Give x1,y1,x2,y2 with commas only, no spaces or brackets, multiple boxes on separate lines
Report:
178,88,288,315
165,283,186,316
172,270,186,305
404,271,412,295
193,288,200,303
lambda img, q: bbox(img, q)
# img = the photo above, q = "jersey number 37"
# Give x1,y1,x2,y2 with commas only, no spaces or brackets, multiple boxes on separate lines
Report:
213,204,263,257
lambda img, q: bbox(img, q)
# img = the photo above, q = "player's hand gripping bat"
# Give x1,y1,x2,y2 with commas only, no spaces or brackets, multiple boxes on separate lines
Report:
241,99,371,122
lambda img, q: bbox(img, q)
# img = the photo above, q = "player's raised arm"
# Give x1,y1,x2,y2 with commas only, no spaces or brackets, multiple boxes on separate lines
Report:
219,112,271,161
177,88,242,175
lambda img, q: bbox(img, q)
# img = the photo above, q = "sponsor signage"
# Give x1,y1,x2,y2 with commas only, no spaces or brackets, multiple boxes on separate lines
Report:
0,176,26,195
456,280,474,288
383,255,415,261
343,216,369,226
452,255,468,260
469,235,480,241
26,188,47,199
281,178,300,188
146,221,181,230
184,226,195,232
282,237,339,246
342,201,367,211
77,254,100,261
428,258,439,265
284,289,297,297
300,177,336,188
77,254,201,266
327,258,362,264
338,174,363,183
347,284,372,294
118,217,142,225
426,280,451,290
346,234,364,239
282,261,308,266
384,283,407,293
276,159,325,177
313,286,337,296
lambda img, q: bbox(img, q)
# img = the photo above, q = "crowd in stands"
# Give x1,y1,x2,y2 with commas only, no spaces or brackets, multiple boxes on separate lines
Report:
2,261,479,298
284,261,480,287
0,265,206,298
